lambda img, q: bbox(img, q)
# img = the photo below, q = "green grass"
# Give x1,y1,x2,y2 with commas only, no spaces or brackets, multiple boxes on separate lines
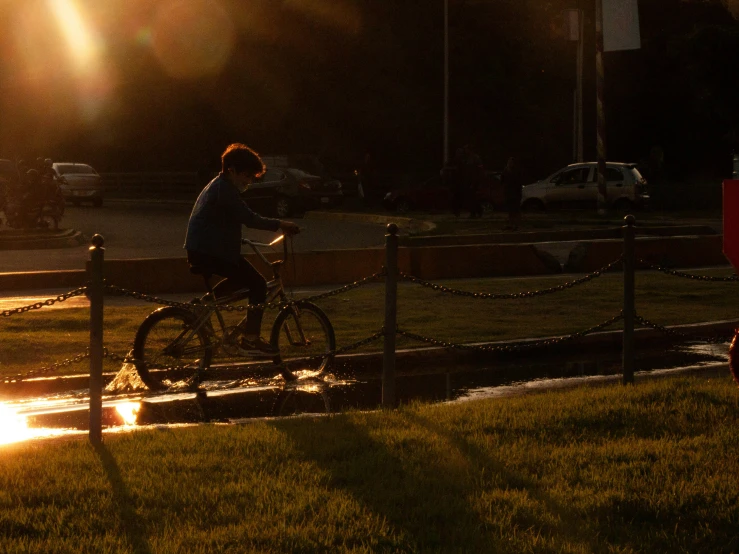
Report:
1,268,739,379
1,377,738,552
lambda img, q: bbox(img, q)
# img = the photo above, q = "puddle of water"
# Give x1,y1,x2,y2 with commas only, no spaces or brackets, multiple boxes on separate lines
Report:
0,341,730,446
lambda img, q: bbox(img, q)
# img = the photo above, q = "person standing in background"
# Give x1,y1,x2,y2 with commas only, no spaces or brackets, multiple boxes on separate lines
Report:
502,156,523,230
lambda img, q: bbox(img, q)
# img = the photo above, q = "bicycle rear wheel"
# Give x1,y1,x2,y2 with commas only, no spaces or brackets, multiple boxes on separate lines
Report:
133,306,213,391
270,301,335,379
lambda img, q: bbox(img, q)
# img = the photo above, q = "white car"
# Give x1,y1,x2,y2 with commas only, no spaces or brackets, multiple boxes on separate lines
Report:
52,162,104,207
521,162,648,212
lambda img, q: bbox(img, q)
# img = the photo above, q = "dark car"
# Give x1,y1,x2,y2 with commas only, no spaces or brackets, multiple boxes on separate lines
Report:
241,167,343,218
382,170,503,214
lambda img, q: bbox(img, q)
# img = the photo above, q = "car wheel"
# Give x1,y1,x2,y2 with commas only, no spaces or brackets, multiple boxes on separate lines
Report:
612,198,634,215
521,199,545,213
395,198,411,213
275,196,291,218
480,201,494,215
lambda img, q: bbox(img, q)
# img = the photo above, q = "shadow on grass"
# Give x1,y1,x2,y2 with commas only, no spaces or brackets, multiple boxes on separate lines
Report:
270,406,590,552
94,443,152,554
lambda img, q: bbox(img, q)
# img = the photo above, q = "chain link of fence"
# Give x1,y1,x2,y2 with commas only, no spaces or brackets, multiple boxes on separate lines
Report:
1,287,88,317
3,249,738,386
1,347,135,383
400,257,623,299
637,260,739,282
634,313,733,344
396,312,625,354
105,269,386,312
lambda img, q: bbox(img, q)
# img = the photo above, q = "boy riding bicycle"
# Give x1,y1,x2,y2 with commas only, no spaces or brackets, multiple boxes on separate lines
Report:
184,143,300,354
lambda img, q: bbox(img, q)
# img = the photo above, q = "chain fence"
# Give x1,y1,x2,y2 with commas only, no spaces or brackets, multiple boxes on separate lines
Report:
397,312,625,353
1,286,88,317
637,259,739,282
1,272,386,384
400,257,623,299
2,240,739,388
104,269,386,312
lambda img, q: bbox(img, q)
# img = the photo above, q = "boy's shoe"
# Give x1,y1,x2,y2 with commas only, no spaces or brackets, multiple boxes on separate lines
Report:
238,335,277,355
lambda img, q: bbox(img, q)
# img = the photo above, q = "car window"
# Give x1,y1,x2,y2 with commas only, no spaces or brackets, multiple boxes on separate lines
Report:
556,168,589,185
629,167,645,182
606,168,623,181
589,167,625,182
55,164,97,175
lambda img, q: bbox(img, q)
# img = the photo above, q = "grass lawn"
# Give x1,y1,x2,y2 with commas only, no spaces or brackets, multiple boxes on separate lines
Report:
1,377,738,552
1,268,738,380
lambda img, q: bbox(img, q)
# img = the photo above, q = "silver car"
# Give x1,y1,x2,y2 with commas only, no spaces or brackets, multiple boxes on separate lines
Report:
53,162,104,207
521,162,648,212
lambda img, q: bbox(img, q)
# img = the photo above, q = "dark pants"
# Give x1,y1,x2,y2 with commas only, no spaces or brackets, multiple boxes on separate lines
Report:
187,251,267,336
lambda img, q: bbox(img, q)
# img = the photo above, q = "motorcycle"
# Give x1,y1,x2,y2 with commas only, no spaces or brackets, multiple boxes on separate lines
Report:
2,170,65,230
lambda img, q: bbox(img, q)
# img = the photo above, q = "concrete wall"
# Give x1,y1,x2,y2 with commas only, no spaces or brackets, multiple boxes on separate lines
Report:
0,235,730,294
565,235,726,273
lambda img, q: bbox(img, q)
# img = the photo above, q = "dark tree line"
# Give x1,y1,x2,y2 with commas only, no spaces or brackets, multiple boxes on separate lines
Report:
0,0,736,185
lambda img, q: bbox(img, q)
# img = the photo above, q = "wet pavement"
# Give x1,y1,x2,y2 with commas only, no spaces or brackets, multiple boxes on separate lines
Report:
0,340,730,447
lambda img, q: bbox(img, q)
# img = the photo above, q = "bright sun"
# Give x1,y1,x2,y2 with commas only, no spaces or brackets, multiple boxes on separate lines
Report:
0,404,31,446
47,0,100,72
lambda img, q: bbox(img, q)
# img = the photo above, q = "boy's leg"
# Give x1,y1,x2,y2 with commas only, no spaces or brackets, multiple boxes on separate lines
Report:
230,258,268,337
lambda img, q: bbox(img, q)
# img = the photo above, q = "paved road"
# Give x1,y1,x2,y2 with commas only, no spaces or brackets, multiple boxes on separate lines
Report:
0,201,387,273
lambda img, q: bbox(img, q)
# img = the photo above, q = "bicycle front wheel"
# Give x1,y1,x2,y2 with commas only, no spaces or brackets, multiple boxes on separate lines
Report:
133,306,213,391
270,301,335,379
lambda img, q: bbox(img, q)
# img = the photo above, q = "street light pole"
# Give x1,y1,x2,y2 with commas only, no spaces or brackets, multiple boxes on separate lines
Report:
595,0,608,214
443,0,449,167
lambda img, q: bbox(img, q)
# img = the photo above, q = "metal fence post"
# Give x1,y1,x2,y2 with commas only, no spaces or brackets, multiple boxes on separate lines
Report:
89,234,105,444
383,223,398,408
622,215,635,385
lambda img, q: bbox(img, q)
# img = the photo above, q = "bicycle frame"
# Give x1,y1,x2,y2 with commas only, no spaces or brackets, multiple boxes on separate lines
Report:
180,235,294,352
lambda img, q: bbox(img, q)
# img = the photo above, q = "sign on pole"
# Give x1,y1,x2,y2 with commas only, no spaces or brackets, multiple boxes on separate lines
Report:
603,0,641,52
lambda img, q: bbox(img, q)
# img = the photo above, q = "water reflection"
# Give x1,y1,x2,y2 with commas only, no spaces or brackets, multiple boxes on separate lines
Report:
0,404,70,445
0,341,730,445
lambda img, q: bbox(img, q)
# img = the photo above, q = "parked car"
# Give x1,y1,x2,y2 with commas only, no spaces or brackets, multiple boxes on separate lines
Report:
52,162,104,207
382,170,503,213
241,167,343,218
520,162,648,212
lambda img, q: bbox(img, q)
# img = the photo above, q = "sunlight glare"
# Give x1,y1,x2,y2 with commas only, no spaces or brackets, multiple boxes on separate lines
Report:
115,402,141,426
48,0,101,72
0,404,31,446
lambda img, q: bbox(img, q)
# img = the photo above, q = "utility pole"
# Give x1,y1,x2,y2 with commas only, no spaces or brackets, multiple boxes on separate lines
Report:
443,0,449,167
595,0,608,214
566,8,585,163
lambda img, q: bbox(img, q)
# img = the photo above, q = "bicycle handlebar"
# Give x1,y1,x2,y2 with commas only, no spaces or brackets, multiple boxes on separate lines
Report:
241,234,289,265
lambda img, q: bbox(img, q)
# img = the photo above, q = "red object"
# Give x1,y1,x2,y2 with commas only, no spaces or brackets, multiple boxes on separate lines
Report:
722,180,739,270
729,331,739,385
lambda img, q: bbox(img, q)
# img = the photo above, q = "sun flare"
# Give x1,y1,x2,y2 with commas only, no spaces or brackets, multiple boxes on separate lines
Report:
0,405,31,446
48,0,101,72
115,402,141,426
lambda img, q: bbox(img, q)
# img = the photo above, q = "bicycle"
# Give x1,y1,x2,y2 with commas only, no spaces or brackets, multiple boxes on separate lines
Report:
132,234,336,391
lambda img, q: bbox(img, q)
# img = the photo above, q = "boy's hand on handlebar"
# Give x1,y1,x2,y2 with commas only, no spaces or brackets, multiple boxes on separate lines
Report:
279,221,301,236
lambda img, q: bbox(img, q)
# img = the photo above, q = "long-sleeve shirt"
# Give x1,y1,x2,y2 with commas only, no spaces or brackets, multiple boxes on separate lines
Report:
184,173,280,264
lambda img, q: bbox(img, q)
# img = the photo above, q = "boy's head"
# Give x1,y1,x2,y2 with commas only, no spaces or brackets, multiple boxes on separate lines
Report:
221,143,265,178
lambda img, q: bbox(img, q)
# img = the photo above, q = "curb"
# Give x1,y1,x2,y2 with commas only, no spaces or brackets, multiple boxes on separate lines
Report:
0,228,86,251
304,211,436,232
3,318,735,399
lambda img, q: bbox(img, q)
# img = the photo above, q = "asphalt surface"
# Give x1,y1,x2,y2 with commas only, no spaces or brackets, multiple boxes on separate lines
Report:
0,201,387,273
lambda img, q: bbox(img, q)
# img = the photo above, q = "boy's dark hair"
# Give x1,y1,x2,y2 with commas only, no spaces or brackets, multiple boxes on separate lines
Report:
221,143,265,176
